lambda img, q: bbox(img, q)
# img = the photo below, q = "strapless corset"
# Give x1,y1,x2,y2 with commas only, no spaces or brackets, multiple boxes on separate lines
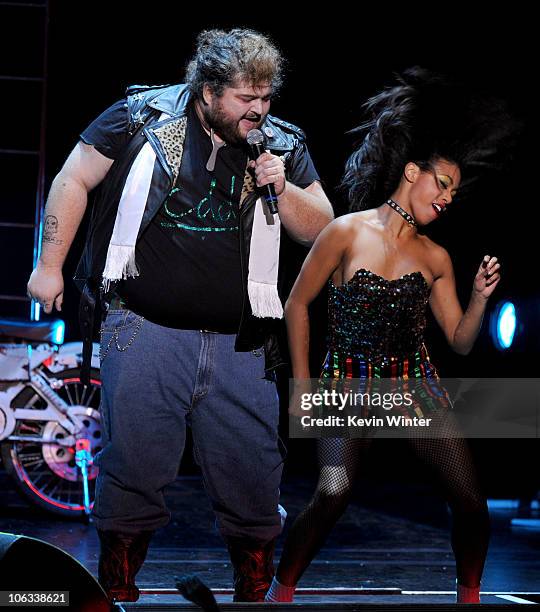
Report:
327,268,430,363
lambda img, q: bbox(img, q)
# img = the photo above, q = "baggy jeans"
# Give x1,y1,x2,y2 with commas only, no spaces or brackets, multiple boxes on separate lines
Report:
92,307,285,544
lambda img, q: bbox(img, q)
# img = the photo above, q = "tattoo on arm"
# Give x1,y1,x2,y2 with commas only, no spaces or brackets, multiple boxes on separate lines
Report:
43,215,63,245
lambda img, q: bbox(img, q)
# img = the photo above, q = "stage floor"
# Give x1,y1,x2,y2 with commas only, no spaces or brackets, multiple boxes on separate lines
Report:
1,469,539,607
122,590,540,608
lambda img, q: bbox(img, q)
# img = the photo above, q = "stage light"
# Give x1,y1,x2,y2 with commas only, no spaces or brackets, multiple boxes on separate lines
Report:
32,300,41,322
52,319,65,345
491,301,516,350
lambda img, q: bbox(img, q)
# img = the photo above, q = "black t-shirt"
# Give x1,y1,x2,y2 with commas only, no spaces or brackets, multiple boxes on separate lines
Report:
81,97,320,331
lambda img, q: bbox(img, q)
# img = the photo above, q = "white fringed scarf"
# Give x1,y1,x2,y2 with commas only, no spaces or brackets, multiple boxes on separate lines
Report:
247,197,282,318
101,140,155,293
102,129,283,319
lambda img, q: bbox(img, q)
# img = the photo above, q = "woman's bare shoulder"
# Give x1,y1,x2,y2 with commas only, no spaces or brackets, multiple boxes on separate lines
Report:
316,211,377,253
321,212,359,233
418,234,453,276
332,210,376,230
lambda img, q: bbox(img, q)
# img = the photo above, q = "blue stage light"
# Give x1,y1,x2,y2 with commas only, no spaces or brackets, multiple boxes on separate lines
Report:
32,301,41,322
52,320,65,345
491,301,516,350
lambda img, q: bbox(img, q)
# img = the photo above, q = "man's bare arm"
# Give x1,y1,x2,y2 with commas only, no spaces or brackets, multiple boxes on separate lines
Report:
27,142,114,313
251,152,334,245
276,180,334,245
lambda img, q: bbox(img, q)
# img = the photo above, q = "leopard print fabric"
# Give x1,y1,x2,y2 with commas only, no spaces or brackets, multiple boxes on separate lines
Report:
153,116,188,184
241,167,257,207
240,154,287,208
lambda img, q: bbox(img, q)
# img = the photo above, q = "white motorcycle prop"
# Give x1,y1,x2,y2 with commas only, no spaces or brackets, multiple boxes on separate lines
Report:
0,318,101,518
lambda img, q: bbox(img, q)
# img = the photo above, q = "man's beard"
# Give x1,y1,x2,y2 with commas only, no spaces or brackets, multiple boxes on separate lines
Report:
203,101,263,145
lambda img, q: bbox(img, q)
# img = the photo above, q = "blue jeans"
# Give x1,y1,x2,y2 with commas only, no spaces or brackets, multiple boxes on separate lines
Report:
93,308,284,543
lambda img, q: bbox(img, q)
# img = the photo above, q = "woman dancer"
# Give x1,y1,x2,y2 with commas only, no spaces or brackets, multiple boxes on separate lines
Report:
266,68,514,604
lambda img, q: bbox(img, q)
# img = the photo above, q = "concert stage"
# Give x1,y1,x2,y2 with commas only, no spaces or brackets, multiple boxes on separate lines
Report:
1,470,539,609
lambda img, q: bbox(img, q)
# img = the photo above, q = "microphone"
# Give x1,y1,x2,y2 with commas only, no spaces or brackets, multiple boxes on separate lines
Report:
246,129,279,214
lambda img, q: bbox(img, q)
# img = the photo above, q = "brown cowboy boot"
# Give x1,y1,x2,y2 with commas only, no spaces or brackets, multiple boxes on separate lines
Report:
226,536,276,602
97,529,153,602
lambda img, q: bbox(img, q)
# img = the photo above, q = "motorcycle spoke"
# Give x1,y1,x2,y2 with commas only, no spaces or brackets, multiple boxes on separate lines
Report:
82,386,97,407
63,383,75,406
73,383,80,406
27,470,49,488
42,477,61,498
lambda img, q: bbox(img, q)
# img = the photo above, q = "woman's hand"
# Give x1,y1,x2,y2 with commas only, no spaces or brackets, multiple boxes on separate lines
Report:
288,379,314,419
473,255,501,300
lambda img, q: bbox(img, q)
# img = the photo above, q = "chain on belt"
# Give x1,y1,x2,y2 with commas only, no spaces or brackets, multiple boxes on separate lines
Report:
99,315,144,360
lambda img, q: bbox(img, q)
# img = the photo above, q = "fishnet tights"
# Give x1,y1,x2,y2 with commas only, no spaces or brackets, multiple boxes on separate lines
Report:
277,415,489,589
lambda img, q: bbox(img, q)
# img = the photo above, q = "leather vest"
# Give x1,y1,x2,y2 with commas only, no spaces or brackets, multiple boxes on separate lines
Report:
76,83,309,378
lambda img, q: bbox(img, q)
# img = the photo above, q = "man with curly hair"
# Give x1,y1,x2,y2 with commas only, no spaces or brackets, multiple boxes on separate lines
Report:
27,28,333,603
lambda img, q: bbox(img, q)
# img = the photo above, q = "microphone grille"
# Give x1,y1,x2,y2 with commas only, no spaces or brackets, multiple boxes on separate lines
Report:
246,129,264,146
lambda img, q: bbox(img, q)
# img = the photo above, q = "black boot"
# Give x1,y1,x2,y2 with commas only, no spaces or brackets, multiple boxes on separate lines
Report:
226,536,275,602
97,529,153,603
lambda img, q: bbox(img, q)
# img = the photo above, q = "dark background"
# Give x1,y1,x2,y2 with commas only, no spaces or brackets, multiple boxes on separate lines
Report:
0,3,537,498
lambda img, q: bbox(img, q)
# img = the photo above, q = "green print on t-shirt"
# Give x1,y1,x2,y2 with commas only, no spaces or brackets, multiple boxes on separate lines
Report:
161,176,238,232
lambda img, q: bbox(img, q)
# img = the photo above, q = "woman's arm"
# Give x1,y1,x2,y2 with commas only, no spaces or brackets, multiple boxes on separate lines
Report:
285,217,353,379
429,249,501,355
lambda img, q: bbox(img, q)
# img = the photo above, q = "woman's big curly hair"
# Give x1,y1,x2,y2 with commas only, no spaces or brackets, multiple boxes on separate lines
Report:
342,67,518,211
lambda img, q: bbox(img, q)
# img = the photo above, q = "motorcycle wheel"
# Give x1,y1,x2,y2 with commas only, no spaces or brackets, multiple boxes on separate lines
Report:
1,367,102,518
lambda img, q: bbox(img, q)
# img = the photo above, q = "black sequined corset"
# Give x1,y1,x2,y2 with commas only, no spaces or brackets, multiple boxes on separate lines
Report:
327,268,430,363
